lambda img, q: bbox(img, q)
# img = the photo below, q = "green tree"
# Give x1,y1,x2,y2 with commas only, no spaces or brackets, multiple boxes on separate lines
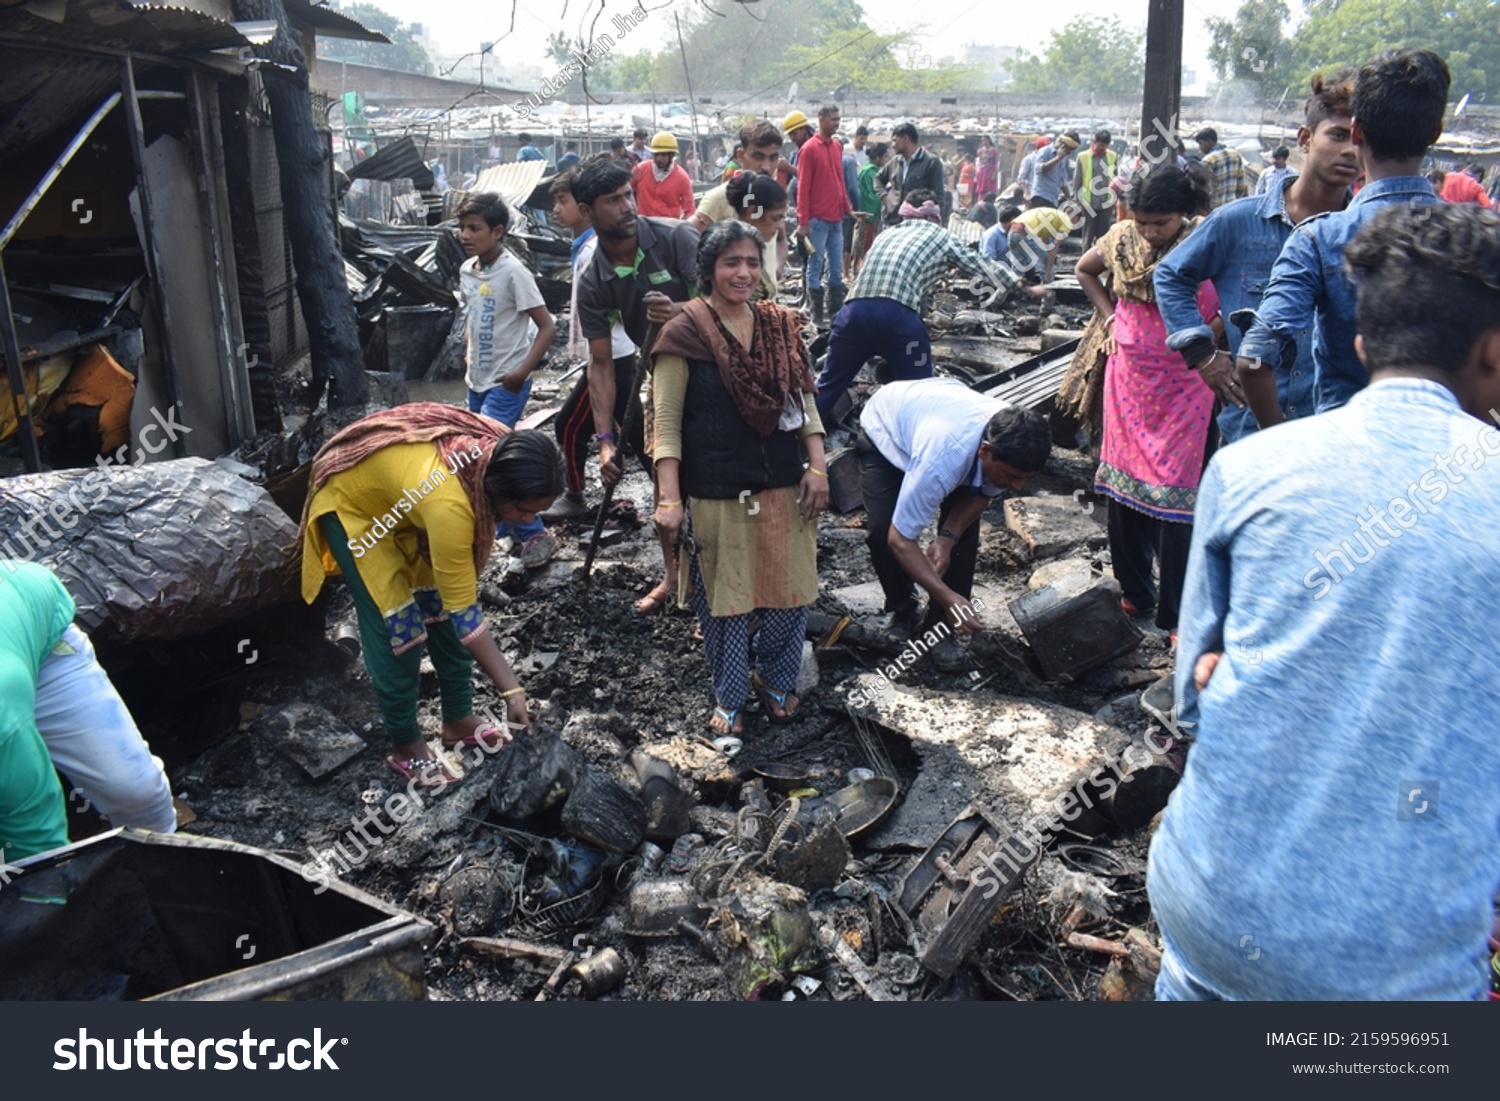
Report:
1008,16,1145,97
1206,0,1292,83
315,2,433,75
1288,0,1497,96
614,50,659,94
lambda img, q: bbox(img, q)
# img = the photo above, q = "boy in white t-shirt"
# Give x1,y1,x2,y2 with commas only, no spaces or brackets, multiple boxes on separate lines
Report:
457,192,558,559
545,168,642,521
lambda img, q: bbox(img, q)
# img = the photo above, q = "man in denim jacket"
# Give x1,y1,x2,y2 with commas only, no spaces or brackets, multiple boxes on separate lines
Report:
1155,73,1357,444
1236,49,1449,423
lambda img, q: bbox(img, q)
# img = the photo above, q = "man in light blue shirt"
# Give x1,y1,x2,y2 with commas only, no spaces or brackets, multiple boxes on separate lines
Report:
855,379,1050,649
1237,49,1448,421
978,205,1021,264
1027,131,1078,209
1253,147,1296,195
1149,202,1500,1000
1155,73,1356,443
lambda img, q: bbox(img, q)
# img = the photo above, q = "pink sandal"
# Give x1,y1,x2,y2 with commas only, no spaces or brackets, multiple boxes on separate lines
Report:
386,752,459,789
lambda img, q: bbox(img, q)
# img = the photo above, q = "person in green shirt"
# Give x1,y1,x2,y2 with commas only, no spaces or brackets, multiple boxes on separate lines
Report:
1,564,76,863
1,561,180,866
854,142,889,275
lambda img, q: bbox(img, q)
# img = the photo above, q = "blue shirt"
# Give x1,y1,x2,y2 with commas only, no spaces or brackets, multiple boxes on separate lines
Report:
1029,143,1073,205
1238,175,1438,414
569,226,596,267
557,152,580,172
516,145,544,162
1155,178,1332,442
842,153,860,211
978,222,1011,263
1151,378,1500,999
858,379,1010,540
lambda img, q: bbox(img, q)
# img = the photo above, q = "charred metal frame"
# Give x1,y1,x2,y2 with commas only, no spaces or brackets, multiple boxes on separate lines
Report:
0,34,259,472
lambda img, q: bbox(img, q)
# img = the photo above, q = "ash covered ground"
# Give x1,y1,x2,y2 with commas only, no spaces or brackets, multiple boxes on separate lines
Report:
161,251,1179,1002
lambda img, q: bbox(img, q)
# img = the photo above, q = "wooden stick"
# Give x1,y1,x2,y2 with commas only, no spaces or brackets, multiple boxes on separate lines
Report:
581,323,659,588
459,936,567,965
1064,931,1131,959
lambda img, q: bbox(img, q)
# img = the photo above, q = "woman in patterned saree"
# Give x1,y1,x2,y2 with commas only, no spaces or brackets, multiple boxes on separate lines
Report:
1074,166,1222,639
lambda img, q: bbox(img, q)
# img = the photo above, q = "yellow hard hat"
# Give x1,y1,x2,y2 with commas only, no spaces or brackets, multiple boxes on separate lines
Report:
782,110,811,135
649,131,679,154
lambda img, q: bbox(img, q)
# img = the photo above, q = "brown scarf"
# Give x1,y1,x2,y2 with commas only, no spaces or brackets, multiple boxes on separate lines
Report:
1096,216,1199,305
298,402,506,574
651,298,816,436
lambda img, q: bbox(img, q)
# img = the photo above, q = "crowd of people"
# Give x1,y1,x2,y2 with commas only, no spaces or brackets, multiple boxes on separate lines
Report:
4,46,1498,1005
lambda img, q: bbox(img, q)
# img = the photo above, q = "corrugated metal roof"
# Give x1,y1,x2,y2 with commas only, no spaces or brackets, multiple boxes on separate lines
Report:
472,160,550,211
284,0,390,44
347,135,435,191
35,2,254,53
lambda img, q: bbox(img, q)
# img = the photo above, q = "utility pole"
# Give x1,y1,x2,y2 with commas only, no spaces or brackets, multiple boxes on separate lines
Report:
1141,0,1184,160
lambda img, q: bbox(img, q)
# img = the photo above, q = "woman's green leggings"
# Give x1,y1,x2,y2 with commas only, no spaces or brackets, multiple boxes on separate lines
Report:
320,513,475,747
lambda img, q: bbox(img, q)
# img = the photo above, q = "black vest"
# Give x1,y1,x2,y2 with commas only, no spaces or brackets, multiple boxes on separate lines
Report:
679,356,806,500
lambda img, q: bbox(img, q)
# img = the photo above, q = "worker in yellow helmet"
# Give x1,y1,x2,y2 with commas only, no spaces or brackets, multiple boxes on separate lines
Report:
631,131,696,220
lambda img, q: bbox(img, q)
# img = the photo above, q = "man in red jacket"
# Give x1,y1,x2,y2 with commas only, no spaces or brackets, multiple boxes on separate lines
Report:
631,132,696,220
795,104,852,327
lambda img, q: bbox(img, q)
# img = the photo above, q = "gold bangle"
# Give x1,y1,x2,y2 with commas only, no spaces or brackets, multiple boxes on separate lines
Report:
499,686,526,699
807,468,828,478
657,498,683,508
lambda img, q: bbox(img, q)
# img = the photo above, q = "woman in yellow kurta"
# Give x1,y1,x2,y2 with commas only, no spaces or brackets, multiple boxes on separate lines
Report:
299,404,563,787
650,222,828,736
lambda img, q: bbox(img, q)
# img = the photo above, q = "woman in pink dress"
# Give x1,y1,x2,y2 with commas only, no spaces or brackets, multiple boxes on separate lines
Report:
1074,165,1221,639
974,135,999,200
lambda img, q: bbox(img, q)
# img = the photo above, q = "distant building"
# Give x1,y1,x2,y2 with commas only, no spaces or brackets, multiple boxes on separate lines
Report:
961,43,1021,89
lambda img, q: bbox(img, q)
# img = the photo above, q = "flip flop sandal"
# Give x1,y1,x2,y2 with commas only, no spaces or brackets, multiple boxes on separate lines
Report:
442,724,507,750
386,752,459,789
711,705,744,737
753,683,799,725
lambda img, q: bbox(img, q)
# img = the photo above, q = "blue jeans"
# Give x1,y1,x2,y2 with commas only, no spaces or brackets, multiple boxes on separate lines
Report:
815,297,931,423
468,380,544,542
806,217,845,293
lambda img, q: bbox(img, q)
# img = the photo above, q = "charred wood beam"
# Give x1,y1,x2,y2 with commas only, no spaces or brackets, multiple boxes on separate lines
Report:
231,0,368,408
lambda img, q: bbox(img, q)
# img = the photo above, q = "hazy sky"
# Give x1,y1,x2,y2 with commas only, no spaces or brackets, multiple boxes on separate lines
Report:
360,0,1248,90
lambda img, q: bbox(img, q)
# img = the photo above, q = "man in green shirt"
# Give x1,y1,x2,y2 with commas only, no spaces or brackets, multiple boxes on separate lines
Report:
1,564,74,863
1,561,177,867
